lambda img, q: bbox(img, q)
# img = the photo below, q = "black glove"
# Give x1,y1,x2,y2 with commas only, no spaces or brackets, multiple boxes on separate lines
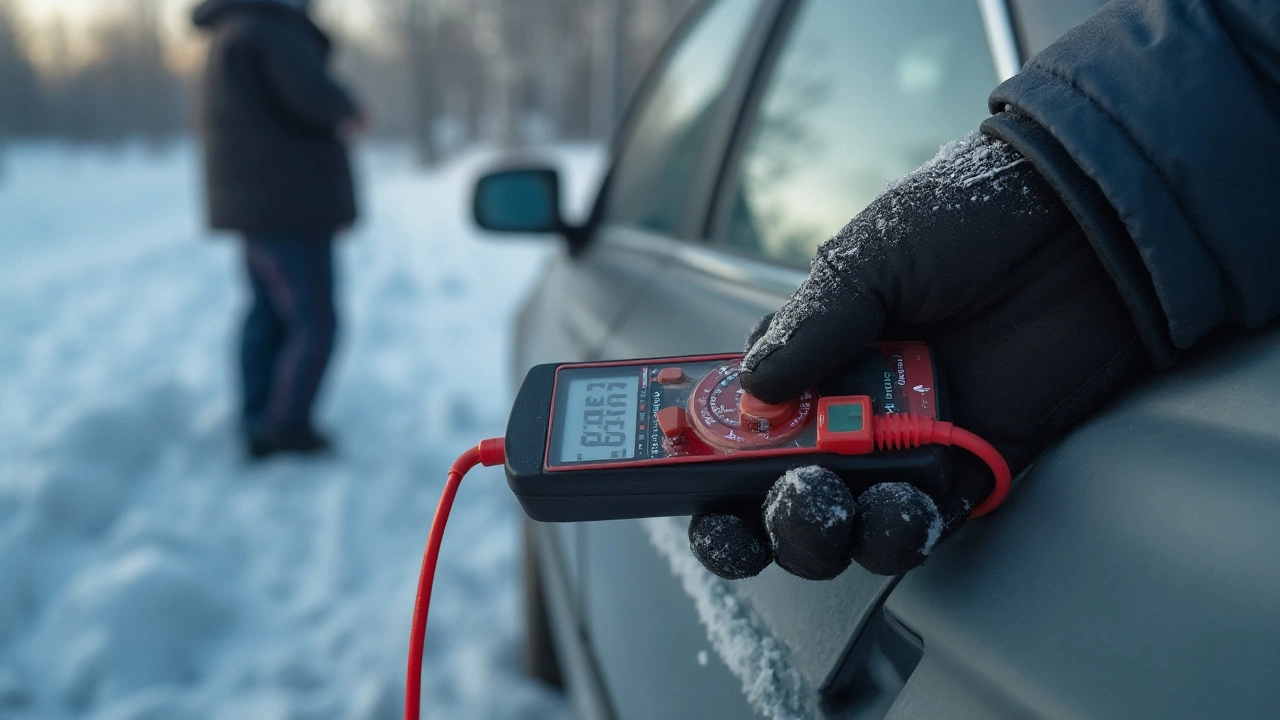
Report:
689,131,1149,580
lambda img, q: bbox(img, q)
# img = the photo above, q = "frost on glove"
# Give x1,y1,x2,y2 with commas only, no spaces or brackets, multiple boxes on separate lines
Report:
690,129,1148,580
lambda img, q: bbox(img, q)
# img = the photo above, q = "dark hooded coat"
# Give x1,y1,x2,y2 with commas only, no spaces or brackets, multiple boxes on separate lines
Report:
193,0,359,237
982,0,1280,364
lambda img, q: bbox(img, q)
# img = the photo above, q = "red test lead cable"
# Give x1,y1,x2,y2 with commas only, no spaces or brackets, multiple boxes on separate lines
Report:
870,412,1011,517
404,438,506,720
404,416,1011,718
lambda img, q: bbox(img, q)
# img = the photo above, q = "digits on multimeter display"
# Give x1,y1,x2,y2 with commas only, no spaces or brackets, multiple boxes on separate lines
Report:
557,373,640,462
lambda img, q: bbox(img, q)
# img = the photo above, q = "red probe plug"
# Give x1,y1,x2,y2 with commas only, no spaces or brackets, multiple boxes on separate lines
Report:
809,395,1012,518
870,411,1011,517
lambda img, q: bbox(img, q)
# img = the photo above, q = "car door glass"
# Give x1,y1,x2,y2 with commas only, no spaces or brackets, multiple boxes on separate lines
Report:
1011,0,1108,55
714,0,998,265
601,0,763,236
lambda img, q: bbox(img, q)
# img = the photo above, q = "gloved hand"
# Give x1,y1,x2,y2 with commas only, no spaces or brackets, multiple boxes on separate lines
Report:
688,131,1149,580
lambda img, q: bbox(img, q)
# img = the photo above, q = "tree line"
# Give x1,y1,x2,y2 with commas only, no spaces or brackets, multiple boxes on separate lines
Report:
0,0,696,163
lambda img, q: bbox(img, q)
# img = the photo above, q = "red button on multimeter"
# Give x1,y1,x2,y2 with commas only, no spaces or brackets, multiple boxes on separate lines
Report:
655,406,689,439
500,343,972,523
656,367,687,385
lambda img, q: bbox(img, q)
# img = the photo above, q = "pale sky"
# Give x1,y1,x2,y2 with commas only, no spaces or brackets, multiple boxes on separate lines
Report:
15,0,377,73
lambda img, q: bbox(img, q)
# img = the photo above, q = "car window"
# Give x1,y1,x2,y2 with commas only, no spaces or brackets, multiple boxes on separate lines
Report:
712,0,998,266
601,0,763,236
1011,0,1108,56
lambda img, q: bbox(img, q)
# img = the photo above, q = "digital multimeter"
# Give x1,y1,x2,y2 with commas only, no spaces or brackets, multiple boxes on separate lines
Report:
503,343,951,522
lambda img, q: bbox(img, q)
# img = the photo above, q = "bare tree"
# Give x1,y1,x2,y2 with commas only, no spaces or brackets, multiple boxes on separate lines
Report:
35,0,184,145
363,0,489,165
328,0,700,156
3,0,701,152
404,0,444,163
0,0,41,176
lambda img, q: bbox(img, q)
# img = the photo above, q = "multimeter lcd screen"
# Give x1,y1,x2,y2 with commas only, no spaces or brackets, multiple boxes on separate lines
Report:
556,374,640,463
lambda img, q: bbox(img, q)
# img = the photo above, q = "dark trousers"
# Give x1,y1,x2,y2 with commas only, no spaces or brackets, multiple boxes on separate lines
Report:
240,236,337,436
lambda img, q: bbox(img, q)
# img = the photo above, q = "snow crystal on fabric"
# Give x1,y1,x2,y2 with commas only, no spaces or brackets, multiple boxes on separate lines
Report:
860,483,943,556
744,134,1035,373
921,502,944,556
688,513,771,579
764,466,851,538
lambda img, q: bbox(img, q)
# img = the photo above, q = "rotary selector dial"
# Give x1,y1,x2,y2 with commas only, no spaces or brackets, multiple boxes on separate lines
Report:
687,361,814,451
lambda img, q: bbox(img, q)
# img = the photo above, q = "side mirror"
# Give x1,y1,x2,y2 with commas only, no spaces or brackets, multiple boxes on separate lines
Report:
473,167,566,235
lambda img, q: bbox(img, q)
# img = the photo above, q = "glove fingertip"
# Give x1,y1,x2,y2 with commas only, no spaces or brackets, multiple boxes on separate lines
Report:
764,467,856,581
739,325,826,404
689,513,773,581
741,290,886,405
850,483,943,576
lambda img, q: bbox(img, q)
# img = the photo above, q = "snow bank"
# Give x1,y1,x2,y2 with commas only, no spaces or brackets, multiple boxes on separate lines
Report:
0,141,602,719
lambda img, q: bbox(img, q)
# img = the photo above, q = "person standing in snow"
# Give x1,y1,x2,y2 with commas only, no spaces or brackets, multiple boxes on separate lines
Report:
689,0,1280,580
193,0,367,458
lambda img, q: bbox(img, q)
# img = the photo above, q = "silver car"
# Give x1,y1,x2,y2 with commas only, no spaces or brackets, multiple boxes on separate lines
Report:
473,0,1280,717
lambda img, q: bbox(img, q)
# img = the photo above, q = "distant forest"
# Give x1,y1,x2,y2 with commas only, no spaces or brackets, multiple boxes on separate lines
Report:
0,0,696,163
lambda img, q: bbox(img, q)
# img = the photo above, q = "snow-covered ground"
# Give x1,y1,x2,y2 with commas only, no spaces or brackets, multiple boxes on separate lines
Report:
0,141,602,719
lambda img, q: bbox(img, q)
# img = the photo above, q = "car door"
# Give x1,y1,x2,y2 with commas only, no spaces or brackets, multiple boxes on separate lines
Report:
590,0,1008,716
517,2,782,717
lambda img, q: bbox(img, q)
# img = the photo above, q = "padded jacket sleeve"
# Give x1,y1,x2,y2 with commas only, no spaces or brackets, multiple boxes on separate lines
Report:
982,0,1280,364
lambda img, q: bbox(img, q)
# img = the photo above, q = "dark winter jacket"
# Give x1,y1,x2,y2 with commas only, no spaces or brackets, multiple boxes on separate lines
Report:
982,0,1280,366
193,0,359,237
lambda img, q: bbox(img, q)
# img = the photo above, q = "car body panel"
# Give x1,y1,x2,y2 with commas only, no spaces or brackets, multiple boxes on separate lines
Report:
533,521,619,720
885,326,1280,719
585,518,763,720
